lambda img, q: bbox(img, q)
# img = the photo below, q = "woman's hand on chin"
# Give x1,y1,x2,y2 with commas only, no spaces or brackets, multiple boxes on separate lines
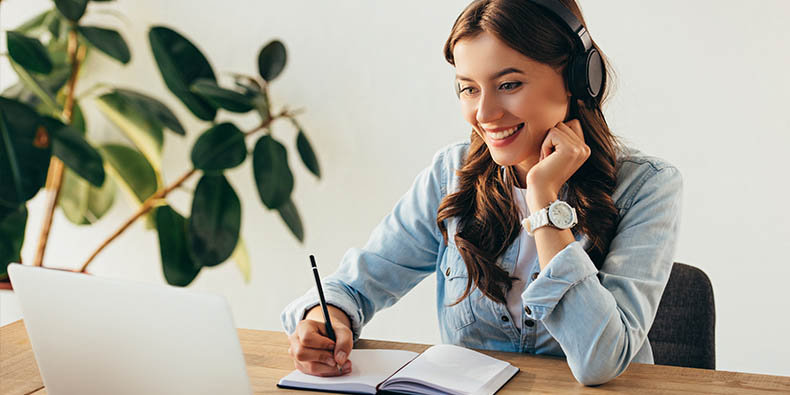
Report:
525,119,590,211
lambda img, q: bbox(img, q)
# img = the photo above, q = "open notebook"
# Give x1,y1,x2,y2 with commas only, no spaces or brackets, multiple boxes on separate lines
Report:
277,344,519,395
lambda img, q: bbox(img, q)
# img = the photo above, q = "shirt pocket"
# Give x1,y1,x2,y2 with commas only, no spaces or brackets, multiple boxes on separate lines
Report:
439,243,476,330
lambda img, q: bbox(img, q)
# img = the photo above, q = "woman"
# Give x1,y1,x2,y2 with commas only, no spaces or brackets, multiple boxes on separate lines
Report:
281,0,682,386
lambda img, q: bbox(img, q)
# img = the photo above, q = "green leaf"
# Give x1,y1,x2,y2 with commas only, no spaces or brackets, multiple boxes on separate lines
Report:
0,205,16,227
55,0,88,22
0,204,27,277
41,117,105,187
252,135,293,209
99,144,158,204
190,122,247,171
78,26,131,64
71,101,87,135
230,237,251,283
47,11,62,39
116,88,185,135
252,92,270,123
8,61,60,116
277,198,304,243
187,174,241,267
0,97,52,206
190,79,253,113
46,30,71,69
292,120,321,178
15,9,53,35
230,74,262,96
96,91,164,169
257,40,287,82
58,168,116,225
7,31,53,74
149,26,217,121
155,205,201,287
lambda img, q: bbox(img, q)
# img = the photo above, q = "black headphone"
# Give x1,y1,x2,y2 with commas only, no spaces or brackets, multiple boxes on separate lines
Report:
454,1,604,102
528,0,604,101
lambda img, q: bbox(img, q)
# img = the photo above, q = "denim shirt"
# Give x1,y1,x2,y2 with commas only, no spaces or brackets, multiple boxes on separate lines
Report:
281,141,683,385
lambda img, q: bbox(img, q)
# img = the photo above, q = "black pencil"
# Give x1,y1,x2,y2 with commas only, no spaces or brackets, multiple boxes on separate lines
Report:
310,255,336,342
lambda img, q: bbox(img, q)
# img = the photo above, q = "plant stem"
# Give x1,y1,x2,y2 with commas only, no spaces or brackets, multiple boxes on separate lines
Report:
78,112,288,273
78,168,196,273
32,29,82,267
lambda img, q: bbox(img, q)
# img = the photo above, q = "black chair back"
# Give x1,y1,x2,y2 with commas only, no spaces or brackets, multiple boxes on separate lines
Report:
648,262,716,369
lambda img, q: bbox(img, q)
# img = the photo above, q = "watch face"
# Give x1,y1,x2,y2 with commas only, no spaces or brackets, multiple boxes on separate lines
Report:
549,201,575,229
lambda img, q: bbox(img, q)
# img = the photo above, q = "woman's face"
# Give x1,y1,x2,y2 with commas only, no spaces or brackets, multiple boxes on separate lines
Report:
453,31,571,171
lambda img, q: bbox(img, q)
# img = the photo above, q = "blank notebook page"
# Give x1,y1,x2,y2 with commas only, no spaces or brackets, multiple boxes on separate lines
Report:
385,344,510,393
278,349,418,393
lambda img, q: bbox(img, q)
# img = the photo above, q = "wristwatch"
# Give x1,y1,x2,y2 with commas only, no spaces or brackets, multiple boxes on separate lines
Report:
521,200,578,236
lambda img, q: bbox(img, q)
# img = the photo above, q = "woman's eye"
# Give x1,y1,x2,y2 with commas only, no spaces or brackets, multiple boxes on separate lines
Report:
459,86,477,95
500,82,522,90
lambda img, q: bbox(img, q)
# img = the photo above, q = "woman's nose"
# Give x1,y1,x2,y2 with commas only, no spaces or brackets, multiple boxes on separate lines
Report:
475,92,503,125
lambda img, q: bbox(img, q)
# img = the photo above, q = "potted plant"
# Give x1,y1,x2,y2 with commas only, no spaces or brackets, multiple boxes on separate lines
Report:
1,0,321,289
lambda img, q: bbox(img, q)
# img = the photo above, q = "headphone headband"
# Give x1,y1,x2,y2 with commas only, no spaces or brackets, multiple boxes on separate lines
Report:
527,0,603,101
527,0,591,52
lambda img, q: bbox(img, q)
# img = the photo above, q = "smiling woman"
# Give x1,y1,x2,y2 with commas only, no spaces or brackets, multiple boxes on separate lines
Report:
440,0,620,305
281,0,682,386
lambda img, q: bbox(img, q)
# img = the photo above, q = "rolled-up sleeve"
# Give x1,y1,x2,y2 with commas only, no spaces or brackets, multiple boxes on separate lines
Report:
522,165,683,385
281,146,450,342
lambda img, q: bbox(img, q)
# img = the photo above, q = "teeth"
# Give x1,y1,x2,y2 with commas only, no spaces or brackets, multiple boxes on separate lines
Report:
488,124,521,140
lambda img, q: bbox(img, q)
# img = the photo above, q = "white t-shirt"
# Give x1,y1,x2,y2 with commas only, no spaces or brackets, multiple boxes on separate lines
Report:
506,185,537,329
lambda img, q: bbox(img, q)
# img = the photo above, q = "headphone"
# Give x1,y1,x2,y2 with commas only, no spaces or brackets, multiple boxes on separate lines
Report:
528,0,604,101
454,0,604,102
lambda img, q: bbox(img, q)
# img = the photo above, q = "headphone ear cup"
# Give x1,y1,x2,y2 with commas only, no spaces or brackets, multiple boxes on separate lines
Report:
585,48,604,99
567,53,589,100
567,49,604,101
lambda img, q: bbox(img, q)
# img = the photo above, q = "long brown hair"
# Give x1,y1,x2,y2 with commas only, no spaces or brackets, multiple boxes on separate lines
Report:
437,0,620,305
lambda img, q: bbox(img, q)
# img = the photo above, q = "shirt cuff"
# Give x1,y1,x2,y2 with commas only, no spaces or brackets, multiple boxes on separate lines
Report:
521,240,598,321
280,286,364,342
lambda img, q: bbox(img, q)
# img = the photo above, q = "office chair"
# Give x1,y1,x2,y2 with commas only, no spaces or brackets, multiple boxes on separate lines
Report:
648,262,716,370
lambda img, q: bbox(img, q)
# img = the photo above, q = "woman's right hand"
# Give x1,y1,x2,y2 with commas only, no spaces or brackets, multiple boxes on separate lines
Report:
287,312,354,377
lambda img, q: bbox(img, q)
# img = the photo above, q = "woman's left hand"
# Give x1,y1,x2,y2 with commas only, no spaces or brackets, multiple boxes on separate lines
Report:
525,119,590,210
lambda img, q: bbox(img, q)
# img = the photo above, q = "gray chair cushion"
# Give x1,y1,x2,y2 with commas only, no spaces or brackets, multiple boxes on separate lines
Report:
648,262,716,369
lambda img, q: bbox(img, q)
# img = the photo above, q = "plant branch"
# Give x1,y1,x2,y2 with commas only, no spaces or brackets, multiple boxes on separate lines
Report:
79,114,286,272
78,168,196,273
32,29,82,267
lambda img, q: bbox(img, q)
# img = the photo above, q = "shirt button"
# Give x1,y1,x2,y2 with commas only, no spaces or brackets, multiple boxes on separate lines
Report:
501,315,509,322
445,267,451,276
531,272,539,280
524,306,532,315
524,319,535,327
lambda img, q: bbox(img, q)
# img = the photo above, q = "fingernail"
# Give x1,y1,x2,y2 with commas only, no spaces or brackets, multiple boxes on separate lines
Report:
343,361,352,370
335,351,347,364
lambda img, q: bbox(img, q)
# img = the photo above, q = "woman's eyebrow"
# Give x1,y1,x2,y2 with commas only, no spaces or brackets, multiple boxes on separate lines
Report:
456,67,525,82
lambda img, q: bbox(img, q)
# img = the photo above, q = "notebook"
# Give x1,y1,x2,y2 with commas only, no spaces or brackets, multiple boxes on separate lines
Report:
277,344,519,395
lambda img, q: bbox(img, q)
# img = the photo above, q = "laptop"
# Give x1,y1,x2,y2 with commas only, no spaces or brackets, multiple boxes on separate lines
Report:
7,263,252,395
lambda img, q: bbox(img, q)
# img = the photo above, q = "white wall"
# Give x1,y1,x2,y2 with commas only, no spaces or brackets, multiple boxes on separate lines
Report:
2,0,788,377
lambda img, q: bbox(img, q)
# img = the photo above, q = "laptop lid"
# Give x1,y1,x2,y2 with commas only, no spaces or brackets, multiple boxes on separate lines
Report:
7,263,252,395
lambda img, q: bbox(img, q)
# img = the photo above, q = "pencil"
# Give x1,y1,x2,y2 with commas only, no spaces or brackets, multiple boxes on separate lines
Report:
310,254,342,372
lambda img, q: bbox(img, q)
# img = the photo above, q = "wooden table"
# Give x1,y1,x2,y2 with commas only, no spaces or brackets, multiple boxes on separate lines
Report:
2,319,789,394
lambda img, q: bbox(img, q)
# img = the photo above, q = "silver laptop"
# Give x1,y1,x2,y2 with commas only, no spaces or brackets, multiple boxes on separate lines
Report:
8,263,252,395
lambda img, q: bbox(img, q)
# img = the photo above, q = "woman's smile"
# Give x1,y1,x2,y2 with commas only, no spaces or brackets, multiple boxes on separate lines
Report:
483,122,525,147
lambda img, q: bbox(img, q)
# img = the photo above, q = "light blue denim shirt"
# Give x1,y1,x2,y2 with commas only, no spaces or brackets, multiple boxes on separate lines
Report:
281,141,682,385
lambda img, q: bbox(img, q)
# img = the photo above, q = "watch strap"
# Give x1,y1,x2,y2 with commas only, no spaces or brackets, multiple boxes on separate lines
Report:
524,207,549,236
